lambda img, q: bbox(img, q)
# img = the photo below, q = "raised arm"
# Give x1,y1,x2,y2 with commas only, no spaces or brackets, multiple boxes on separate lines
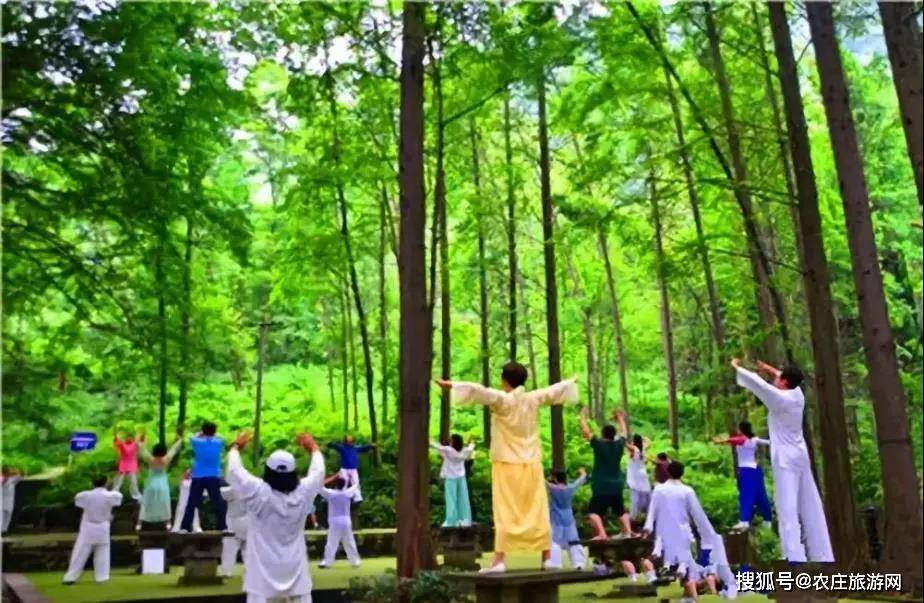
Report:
529,377,579,406
568,468,588,491
137,442,153,463
226,432,265,501
612,410,628,439
579,408,594,442
756,360,782,380
164,437,183,463
732,359,784,411
298,434,326,493
437,380,506,407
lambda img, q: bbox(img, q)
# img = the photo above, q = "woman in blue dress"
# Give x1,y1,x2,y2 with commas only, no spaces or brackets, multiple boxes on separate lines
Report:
138,434,182,530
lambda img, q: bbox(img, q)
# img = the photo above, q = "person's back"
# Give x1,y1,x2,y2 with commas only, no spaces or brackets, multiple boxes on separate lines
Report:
763,387,808,468
590,436,625,495
76,487,122,525
548,484,577,526
322,488,353,523
191,435,224,478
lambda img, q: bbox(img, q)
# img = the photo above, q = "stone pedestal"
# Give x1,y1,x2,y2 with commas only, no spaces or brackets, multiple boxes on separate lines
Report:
174,532,225,586
111,504,139,535
724,529,755,566
439,525,485,571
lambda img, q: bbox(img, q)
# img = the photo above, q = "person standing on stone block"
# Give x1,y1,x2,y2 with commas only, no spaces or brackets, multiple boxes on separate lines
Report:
545,467,587,570
227,430,325,603
180,421,228,533
112,426,143,502
137,432,183,531
430,434,475,528
317,476,361,569
328,435,375,502
63,476,123,585
172,469,202,533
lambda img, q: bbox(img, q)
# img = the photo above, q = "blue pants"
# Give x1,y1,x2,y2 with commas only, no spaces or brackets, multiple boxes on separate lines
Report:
181,476,227,532
738,466,772,522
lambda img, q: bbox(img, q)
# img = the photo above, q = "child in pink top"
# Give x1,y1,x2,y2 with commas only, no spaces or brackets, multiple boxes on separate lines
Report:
112,426,142,501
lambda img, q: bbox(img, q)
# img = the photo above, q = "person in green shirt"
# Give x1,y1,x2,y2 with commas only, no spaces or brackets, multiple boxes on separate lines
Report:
580,408,634,539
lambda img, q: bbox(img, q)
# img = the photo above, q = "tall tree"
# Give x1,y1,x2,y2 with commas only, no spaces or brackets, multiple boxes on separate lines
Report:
395,0,437,579
470,117,492,445
379,185,390,427
598,229,630,420
768,1,864,570
538,69,565,471
878,1,924,205
807,2,923,588
504,92,518,361
650,173,678,450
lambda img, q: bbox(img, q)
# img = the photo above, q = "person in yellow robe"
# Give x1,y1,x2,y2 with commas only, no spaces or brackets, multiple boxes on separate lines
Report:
436,362,578,573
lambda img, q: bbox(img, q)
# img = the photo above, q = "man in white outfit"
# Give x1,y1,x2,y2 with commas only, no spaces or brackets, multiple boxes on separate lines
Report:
63,477,123,584
227,430,324,603
220,482,250,577
317,477,360,568
732,358,833,563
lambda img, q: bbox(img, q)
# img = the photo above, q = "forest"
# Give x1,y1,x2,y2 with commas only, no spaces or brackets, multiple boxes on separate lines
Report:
2,0,922,590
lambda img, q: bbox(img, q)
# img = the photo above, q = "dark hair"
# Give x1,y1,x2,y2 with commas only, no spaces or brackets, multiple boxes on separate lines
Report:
328,477,346,490
263,466,299,494
202,422,217,436
657,452,668,461
667,460,684,480
501,362,528,388
632,434,644,450
450,433,464,452
93,476,108,488
738,421,754,439
601,425,617,440
152,442,168,457
780,365,804,389
551,470,567,484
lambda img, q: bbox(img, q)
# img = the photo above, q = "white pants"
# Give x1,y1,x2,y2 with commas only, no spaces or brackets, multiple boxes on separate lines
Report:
772,465,833,562
549,542,587,569
630,489,651,519
112,472,141,500
322,520,360,566
172,490,202,532
338,468,362,502
220,535,245,577
63,539,110,582
245,595,310,603
2,509,12,533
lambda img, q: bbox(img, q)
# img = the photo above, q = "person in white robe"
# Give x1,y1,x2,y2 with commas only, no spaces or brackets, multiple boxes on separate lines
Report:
63,477,123,584
317,478,361,568
643,461,737,601
2,467,23,533
220,482,250,577
732,358,833,562
171,469,202,533
226,430,324,603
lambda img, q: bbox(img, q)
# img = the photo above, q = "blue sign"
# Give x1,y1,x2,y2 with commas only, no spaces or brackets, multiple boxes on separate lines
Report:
70,432,97,453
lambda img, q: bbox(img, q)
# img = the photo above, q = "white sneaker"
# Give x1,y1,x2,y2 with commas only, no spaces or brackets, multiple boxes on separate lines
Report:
479,563,506,574
572,564,584,571
628,573,638,582
732,521,749,530
645,570,658,583
542,560,562,570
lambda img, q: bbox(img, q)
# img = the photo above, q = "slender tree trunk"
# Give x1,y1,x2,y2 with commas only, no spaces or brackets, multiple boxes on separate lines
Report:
345,275,359,432
598,230,630,421
702,2,787,362
470,118,492,446
663,65,726,358
177,215,194,432
769,1,865,570
518,273,540,391
650,173,678,451
340,281,350,432
537,70,565,471
396,1,437,579
380,185,389,427
504,92,518,362
567,258,600,424
326,71,379,461
807,3,923,588
156,227,168,444
327,342,337,412
879,1,924,205
253,316,268,465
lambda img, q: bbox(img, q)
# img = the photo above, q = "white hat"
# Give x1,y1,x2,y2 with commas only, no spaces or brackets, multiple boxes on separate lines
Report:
266,450,296,473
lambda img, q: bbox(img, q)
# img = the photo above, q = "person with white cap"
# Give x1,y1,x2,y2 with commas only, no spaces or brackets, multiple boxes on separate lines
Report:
226,430,325,603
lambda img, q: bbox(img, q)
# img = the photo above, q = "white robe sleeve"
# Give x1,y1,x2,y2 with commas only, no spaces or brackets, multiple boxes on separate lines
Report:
299,450,326,496
527,378,579,407
686,489,719,544
227,447,265,502
106,491,123,507
451,382,506,407
643,488,661,534
735,367,785,411
462,444,475,459
754,437,771,446
75,491,91,509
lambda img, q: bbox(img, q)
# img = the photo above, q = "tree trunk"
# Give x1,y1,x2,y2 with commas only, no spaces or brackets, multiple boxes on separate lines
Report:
470,118,492,446
808,2,923,588
662,62,726,359
345,273,359,432
879,1,924,205
769,1,865,570
702,2,786,362
518,272,540,391
598,230,630,421
396,0,437,579
650,174,678,451
177,215,194,432
340,280,350,432
567,257,600,424
504,91,518,362
253,316,268,465
327,340,337,412
537,70,565,471
326,70,379,461
380,186,389,427
156,226,168,444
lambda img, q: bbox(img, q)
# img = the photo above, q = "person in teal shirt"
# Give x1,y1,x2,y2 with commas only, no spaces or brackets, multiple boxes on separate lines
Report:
580,408,633,539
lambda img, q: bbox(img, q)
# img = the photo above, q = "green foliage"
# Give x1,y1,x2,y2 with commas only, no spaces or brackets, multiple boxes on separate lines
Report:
348,570,473,603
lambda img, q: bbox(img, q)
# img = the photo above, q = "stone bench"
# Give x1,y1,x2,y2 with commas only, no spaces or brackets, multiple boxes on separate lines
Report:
445,569,614,603
765,562,840,602
173,532,225,586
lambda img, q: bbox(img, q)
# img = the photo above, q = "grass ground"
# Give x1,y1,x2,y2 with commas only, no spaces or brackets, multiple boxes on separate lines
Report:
22,553,879,603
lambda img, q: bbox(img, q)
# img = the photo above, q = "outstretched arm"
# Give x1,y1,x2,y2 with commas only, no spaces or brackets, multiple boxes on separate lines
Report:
579,407,593,442
732,359,784,411
227,431,264,500
297,434,326,492
754,437,771,446
756,360,781,380
529,377,579,406
568,468,588,491
612,410,628,439
436,379,506,407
